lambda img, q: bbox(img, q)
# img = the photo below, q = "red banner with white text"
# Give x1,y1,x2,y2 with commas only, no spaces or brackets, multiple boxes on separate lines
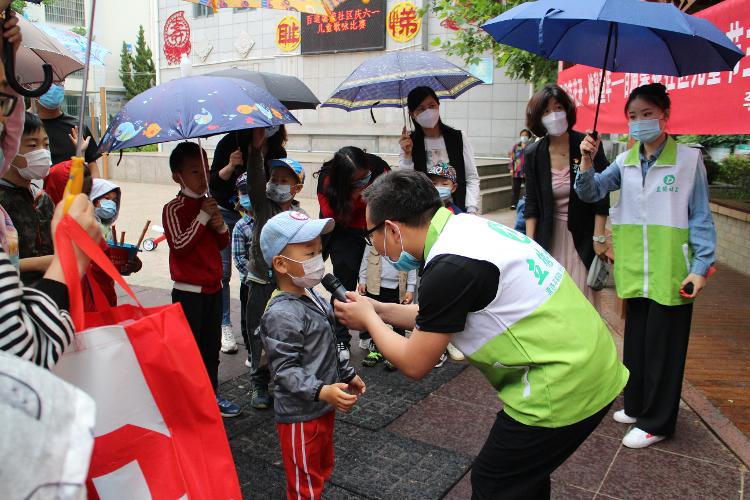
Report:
556,0,750,135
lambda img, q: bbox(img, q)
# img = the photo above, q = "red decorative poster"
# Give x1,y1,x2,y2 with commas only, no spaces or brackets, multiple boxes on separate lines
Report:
163,11,192,66
557,0,750,134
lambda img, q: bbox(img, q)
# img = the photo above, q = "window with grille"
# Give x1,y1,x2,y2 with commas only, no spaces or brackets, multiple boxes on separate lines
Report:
45,0,85,26
193,4,214,17
63,94,80,118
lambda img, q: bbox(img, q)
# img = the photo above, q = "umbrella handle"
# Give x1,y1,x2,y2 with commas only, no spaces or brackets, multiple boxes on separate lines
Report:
2,7,54,98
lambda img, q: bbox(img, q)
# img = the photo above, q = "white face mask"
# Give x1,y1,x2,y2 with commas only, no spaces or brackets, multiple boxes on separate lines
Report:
14,149,52,180
415,108,440,129
541,111,568,137
178,175,207,198
283,254,325,289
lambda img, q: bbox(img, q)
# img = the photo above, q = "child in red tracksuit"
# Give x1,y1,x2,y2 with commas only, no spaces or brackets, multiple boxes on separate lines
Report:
162,142,241,417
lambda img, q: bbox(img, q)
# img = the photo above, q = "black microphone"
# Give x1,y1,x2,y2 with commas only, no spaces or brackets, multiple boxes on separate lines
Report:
322,273,349,303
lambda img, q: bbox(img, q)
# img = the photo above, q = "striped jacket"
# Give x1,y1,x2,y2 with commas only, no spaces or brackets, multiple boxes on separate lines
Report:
0,246,74,369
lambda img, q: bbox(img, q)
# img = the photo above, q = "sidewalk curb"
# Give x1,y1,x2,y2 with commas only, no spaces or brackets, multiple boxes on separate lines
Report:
604,314,750,469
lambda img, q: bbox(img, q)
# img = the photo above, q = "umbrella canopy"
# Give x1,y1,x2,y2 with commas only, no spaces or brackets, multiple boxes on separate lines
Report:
206,67,319,110
183,0,344,16
97,76,300,154
14,15,84,85
33,22,110,66
481,0,744,77
322,51,482,111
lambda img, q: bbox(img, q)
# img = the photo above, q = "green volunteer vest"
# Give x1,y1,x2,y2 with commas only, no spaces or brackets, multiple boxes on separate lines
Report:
424,208,628,428
610,137,697,306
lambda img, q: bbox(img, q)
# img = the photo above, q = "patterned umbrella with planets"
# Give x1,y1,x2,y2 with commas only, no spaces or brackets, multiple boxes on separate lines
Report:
97,75,299,154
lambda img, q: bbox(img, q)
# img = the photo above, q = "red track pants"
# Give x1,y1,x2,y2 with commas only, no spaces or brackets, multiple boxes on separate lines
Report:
276,410,335,500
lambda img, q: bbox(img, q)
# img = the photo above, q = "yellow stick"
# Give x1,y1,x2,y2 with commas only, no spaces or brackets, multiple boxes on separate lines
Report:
62,156,85,213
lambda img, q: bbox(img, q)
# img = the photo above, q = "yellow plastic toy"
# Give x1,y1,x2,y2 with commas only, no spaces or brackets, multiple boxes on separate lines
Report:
62,156,85,213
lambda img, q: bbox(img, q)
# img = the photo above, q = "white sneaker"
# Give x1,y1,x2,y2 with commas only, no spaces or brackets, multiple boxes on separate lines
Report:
613,409,637,424
244,359,252,368
622,427,665,449
221,325,238,353
446,343,465,361
358,338,372,351
434,352,448,368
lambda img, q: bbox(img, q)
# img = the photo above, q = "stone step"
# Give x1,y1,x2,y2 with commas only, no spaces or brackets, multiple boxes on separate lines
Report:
477,162,508,177
480,186,514,214
480,173,512,190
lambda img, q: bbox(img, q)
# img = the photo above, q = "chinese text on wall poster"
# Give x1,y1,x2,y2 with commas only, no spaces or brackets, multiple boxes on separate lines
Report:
301,0,386,55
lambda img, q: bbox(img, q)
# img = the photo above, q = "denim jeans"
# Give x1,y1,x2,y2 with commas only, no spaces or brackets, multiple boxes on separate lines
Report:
219,206,241,327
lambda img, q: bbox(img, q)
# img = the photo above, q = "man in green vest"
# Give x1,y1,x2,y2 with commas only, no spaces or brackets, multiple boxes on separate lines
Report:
334,170,628,500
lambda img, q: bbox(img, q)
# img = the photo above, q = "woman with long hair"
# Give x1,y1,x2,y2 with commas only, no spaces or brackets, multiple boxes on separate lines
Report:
399,86,480,214
316,146,390,356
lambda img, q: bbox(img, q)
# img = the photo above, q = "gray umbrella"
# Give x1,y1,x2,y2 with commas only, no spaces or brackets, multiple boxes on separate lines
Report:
206,67,319,110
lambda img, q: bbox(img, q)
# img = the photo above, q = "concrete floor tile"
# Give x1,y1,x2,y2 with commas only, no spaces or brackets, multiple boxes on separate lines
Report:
388,393,498,457
432,366,503,411
552,434,620,492
599,446,742,500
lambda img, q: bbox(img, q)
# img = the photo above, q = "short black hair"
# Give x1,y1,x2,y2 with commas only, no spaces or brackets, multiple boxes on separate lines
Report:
520,128,531,136
23,112,43,136
169,141,207,173
625,83,671,115
526,84,576,137
362,170,442,227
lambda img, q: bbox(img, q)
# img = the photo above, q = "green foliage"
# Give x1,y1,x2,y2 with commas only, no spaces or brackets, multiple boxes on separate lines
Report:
719,154,750,185
704,157,720,185
118,25,155,100
11,0,54,14
122,144,158,153
70,26,86,37
424,0,557,90
678,135,750,148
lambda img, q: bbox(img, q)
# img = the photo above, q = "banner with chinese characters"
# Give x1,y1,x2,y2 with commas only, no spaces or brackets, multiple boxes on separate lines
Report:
557,0,750,134
277,16,301,52
387,2,421,43
300,0,386,55
163,11,192,65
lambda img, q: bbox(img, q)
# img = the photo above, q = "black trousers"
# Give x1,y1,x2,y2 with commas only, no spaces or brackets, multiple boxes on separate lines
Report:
471,403,611,500
245,280,274,389
172,289,222,391
360,286,405,341
623,298,693,436
511,177,524,207
324,228,365,346
240,282,250,360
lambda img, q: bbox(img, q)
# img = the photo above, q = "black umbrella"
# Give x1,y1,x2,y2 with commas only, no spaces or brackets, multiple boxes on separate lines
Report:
206,67,320,110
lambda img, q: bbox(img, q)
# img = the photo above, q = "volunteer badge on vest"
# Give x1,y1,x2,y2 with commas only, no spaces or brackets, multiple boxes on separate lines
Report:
657,174,679,193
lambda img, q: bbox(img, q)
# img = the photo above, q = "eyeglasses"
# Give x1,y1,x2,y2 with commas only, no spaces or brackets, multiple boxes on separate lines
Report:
0,92,18,117
363,221,385,246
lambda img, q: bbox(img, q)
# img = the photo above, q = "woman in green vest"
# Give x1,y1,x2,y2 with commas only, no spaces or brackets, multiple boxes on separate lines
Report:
576,83,716,449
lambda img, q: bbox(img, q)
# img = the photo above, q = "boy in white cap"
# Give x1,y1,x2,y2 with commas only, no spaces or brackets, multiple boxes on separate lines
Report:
259,211,365,499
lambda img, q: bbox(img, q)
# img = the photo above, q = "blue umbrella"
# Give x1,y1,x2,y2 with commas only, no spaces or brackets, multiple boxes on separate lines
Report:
322,51,481,122
482,0,744,133
33,22,110,66
97,76,300,154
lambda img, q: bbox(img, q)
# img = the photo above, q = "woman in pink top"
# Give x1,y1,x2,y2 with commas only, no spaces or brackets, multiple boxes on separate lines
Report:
523,85,610,307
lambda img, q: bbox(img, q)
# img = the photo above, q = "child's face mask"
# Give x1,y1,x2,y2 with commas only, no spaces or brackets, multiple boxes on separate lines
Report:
282,254,325,288
95,199,118,224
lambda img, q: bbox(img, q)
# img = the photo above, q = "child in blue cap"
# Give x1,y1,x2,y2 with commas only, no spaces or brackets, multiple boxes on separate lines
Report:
259,210,365,500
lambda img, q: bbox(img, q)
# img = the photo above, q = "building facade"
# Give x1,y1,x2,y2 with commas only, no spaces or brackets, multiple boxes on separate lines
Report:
156,0,533,158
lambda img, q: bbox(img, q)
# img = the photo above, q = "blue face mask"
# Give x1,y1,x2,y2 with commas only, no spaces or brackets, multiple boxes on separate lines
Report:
39,84,65,110
629,119,662,143
352,172,371,189
239,194,252,211
436,186,452,200
95,199,118,224
384,223,422,272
